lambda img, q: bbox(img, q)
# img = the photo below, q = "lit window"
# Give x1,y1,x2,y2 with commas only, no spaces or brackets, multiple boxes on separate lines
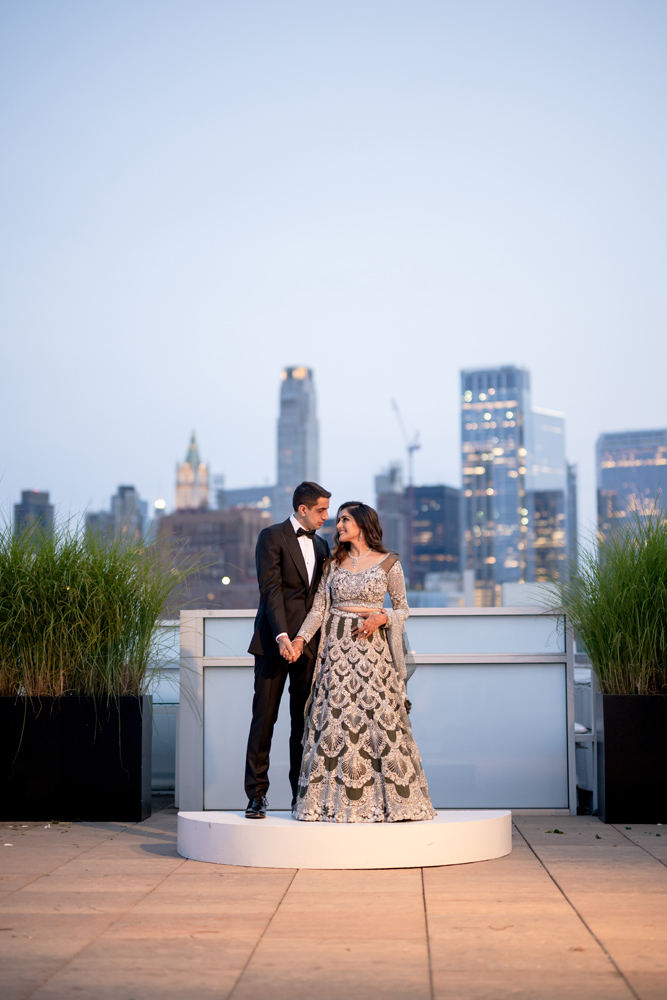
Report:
521,517,529,525
464,391,472,401
479,393,487,400
506,411,513,418
483,412,491,420
486,488,494,496
488,388,495,395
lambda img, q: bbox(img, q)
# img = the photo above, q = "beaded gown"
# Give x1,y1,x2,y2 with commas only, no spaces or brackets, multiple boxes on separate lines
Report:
293,554,436,823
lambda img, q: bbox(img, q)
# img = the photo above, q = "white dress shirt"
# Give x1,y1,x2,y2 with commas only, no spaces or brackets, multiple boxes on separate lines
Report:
290,513,315,585
276,515,316,642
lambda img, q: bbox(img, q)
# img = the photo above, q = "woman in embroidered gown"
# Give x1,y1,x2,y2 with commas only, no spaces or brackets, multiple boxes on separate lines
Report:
288,501,436,823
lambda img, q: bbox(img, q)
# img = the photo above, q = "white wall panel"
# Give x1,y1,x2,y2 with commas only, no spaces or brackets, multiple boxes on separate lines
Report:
409,664,568,808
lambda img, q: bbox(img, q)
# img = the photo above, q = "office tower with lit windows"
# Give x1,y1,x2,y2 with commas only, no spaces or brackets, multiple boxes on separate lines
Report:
525,407,569,583
14,490,54,536
461,366,570,605
274,366,320,522
597,429,667,536
175,432,210,510
407,484,460,588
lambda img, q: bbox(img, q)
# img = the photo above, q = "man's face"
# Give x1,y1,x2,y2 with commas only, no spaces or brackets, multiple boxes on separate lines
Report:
298,498,330,531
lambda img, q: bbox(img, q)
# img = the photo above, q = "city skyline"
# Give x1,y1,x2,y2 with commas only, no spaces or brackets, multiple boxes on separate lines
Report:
6,363,666,551
2,4,666,537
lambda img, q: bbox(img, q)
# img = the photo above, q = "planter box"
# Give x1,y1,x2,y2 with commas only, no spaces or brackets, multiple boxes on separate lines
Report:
0,696,152,821
596,693,667,823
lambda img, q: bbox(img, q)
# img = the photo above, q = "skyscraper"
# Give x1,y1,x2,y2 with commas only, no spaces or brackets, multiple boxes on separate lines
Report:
461,366,570,605
175,433,209,510
374,467,460,588
597,429,667,536
375,463,406,556
14,490,54,536
407,484,461,588
274,366,319,522
85,485,147,543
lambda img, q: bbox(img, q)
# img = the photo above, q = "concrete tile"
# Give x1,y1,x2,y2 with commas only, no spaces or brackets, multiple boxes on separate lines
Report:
566,891,667,934
431,968,632,999
622,970,667,1000
104,910,271,941
0,912,114,1000
29,932,253,1000
232,936,431,1000
1,891,148,916
0,874,41,900
269,907,426,941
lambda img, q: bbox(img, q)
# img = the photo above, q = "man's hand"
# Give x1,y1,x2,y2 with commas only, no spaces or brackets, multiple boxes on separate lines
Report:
278,635,295,661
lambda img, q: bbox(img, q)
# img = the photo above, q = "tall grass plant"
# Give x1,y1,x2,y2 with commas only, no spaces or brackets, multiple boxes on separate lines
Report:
0,520,193,698
551,511,667,695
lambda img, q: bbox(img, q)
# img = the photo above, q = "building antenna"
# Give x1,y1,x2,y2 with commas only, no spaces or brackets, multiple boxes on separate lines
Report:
391,400,421,487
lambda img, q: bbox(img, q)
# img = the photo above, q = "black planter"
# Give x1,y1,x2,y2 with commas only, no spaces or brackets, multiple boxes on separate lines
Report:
0,695,152,821
596,693,667,823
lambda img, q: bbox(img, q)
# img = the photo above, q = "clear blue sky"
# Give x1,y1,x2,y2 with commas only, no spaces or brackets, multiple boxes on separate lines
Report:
2,1,666,537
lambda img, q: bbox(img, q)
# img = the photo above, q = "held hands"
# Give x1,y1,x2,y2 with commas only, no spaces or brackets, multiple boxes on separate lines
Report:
351,611,388,640
278,635,304,663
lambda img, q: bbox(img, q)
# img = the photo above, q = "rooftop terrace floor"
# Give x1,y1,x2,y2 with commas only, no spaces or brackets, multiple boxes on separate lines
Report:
1,800,665,1000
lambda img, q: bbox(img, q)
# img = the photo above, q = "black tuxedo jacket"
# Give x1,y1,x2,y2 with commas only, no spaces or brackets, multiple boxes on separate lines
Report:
248,518,330,658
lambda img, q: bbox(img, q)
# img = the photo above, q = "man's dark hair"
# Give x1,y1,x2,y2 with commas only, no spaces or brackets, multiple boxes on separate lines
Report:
292,482,332,511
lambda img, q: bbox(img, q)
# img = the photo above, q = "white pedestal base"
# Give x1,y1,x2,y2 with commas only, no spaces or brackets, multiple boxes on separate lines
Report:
177,809,512,869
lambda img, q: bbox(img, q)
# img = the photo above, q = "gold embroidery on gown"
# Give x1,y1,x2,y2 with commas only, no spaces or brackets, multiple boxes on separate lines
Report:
294,556,437,823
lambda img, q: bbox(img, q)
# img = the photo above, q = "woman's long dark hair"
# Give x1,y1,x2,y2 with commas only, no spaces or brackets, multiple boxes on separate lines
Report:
328,501,388,567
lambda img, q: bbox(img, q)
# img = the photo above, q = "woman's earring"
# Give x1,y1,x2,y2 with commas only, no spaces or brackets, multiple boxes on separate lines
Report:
359,531,363,540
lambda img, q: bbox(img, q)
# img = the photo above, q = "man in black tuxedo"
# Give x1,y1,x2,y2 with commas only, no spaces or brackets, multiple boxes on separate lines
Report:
244,481,331,818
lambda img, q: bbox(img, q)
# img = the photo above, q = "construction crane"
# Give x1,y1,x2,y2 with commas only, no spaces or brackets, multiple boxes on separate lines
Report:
391,399,421,487
391,400,421,587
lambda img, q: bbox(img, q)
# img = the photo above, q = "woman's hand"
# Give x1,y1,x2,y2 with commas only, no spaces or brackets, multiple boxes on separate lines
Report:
352,611,388,640
289,636,304,662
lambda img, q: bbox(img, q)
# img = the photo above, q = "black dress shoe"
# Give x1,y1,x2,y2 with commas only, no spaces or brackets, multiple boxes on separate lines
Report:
245,795,268,819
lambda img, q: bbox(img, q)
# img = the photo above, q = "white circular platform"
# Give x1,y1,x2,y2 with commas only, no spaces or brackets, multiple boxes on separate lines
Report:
177,809,512,869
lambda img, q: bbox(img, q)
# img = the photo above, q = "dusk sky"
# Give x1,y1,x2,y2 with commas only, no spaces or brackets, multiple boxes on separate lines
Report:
2,1,666,537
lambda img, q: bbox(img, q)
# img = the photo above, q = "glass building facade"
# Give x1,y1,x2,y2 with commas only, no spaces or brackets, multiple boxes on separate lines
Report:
597,429,667,536
408,484,461,588
461,366,570,606
274,366,320,522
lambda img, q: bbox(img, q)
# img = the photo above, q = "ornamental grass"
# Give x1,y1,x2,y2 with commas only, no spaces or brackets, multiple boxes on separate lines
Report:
0,520,193,698
551,510,667,695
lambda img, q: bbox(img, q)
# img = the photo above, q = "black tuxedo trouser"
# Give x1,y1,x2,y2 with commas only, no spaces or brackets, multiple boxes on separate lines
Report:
244,649,316,802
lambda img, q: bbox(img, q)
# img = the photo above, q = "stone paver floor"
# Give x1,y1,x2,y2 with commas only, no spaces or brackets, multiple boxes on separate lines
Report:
1,799,665,999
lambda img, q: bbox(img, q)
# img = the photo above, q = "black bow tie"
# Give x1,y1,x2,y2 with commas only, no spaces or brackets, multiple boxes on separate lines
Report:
296,527,316,539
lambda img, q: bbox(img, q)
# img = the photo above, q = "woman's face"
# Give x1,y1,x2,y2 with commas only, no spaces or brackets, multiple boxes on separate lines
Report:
336,509,361,544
